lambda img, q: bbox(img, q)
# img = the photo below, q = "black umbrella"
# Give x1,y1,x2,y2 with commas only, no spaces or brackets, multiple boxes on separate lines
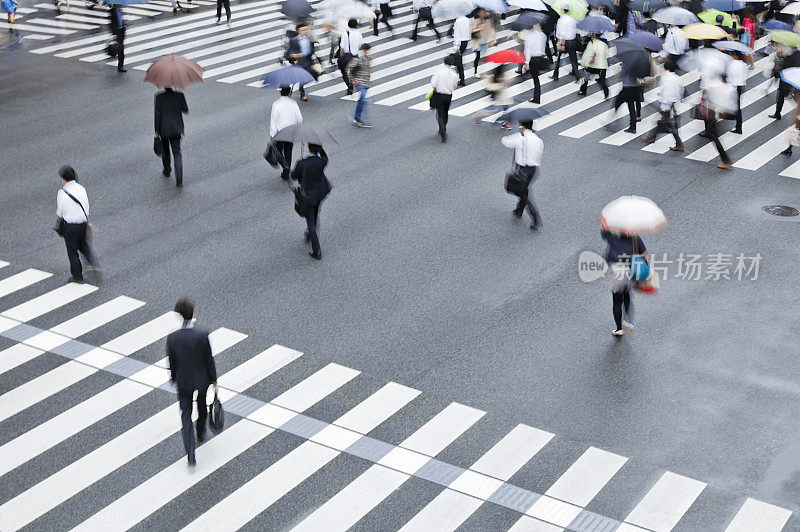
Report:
273,123,338,146
280,0,313,20
628,0,667,12
587,0,614,8
498,107,550,123
509,10,550,30
614,38,651,77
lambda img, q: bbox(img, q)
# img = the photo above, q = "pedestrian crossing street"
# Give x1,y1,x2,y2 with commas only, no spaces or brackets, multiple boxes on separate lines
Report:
0,257,794,531
19,0,800,178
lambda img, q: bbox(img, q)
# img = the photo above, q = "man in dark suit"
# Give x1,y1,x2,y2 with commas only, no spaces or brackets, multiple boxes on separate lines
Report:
109,4,126,72
291,143,332,260
167,299,217,466
287,23,316,101
154,88,189,187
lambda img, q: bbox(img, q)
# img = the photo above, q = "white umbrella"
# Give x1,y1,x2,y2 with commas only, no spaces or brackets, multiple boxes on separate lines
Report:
475,0,508,12
780,1,800,14
432,0,474,19
507,0,548,10
652,6,698,25
328,0,375,20
599,196,667,235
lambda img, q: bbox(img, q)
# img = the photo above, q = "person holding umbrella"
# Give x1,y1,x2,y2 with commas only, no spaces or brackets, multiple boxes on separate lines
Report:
524,23,548,103
269,86,303,180
452,11,472,86
500,117,543,230
661,23,688,66
552,8,580,82
609,63,641,133
429,55,459,142
471,9,497,78
769,44,800,119
109,4,126,72
410,0,441,41
726,50,747,133
578,32,610,98
291,143,332,260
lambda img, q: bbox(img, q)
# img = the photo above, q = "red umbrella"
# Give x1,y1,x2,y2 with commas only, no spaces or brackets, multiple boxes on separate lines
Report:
482,50,526,64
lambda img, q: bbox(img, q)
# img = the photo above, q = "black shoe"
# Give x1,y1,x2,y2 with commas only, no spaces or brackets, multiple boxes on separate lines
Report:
530,223,539,230
698,131,709,138
513,209,523,218
68,277,85,284
529,98,540,104
624,127,636,134
782,147,792,156
439,130,446,143
457,80,466,87
187,451,196,466
117,67,127,72
162,170,170,178
197,431,206,444
172,7,177,12
769,113,781,119
346,88,353,95
732,128,742,134
176,179,183,187
309,251,322,260
281,170,290,180
304,230,310,243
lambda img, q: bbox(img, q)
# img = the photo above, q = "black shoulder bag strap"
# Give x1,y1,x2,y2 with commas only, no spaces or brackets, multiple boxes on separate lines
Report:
62,188,88,223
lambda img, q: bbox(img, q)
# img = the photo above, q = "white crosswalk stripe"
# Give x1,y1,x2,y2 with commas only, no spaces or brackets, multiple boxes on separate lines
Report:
622,471,707,532
0,268,52,299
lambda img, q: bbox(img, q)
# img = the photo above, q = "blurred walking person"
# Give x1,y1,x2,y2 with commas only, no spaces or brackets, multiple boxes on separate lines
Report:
472,65,512,127
410,0,440,41
702,77,736,168
524,24,547,103
292,144,332,260
661,24,688,66
270,86,303,180
3,0,16,23
578,33,609,99
347,43,373,127
167,299,218,467
288,23,315,101
430,55,459,142
56,165,99,284
452,12,471,86
215,0,231,28
501,120,543,230
155,87,189,186
551,10,579,82
781,91,800,156
338,19,362,95
726,52,746,133
642,61,684,151
371,0,393,36
110,4,126,72
607,63,640,133
602,230,646,337
470,9,496,78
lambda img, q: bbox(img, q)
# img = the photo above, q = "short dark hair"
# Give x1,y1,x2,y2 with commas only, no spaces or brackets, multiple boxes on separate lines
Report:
59,165,76,182
361,42,371,51
174,298,194,321
444,55,455,66
348,18,358,28
308,143,323,154
520,120,533,130
280,86,291,96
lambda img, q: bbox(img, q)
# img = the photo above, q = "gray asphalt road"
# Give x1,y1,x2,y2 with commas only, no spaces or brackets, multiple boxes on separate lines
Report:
2,32,800,529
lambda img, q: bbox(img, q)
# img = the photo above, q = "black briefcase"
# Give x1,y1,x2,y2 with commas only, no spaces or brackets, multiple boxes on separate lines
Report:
505,169,529,197
208,392,224,434
293,187,308,218
153,136,163,157
264,142,286,168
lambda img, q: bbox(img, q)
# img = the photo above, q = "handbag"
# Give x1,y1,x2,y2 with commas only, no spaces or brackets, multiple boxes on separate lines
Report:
153,135,163,157
105,40,119,58
264,142,287,168
504,166,529,197
208,390,225,434
293,186,308,217
785,125,800,146
636,269,660,294
419,5,432,19
629,238,650,281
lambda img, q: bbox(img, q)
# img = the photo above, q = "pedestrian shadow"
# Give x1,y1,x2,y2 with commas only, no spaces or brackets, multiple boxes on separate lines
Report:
598,340,642,403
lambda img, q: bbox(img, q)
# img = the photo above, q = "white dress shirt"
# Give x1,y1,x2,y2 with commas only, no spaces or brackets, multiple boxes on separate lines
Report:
270,96,303,138
658,71,684,110
56,180,89,224
501,130,544,167
431,64,459,94
555,14,577,41
413,0,434,10
661,27,688,56
707,82,737,114
524,29,547,60
341,28,362,56
453,15,471,48
698,48,729,90
726,58,747,87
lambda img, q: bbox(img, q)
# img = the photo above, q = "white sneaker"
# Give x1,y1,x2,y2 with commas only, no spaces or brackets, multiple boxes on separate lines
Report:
227,20,231,28
612,329,624,338
622,320,635,338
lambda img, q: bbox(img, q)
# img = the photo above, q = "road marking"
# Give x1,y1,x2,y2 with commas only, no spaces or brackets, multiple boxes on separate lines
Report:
544,447,628,507
1,282,97,322
0,269,52,299
270,363,360,411
217,344,302,393
0,20,75,33
101,311,180,355
724,497,793,532
733,130,790,171
50,295,145,338
623,471,706,532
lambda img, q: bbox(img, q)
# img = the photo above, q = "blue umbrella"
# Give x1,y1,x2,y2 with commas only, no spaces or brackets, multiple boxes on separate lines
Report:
577,14,614,32
713,39,754,54
262,66,315,88
762,19,793,31
701,0,745,10
627,30,663,51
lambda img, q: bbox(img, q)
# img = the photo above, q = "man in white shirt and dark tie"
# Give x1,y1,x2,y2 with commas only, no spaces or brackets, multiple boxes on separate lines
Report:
551,11,579,82
270,86,303,180
338,19,363,95
524,24,547,103
452,13,471,86
501,121,544,230
55,165,99,284
430,55,459,142
410,0,440,41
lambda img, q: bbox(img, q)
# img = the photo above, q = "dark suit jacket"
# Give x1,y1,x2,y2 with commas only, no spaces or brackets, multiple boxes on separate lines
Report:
109,6,124,34
166,326,217,394
287,35,314,70
154,89,188,139
292,151,332,206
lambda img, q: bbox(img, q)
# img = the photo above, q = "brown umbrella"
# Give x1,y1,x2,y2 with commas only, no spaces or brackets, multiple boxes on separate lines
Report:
144,54,204,89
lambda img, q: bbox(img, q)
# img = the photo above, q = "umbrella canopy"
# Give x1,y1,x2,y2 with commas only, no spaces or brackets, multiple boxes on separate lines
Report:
627,30,663,50
577,14,614,32
587,0,615,8
483,49,527,63
653,6,698,25
770,29,800,46
498,107,550,123
780,2,800,15
600,195,667,235
280,0,313,20
262,65,315,88
682,22,728,40
698,8,733,26
614,38,651,77
475,0,508,12
550,0,588,20
762,18,793,31
273,123,338,146
627,0,667,12
713,39,754,54
144,54,203,89
432,0,474,19
701,0,744,10
510,10,550,30
781,66,800,89
507,0,548,10
335,1,376,20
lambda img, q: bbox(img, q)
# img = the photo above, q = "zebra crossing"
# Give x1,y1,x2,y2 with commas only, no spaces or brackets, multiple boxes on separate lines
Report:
0,257,794,531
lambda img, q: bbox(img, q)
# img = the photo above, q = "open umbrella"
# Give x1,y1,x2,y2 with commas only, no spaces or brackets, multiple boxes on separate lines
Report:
713,39,754,54
653,6,698,25
762,18,793,31
262,65,315,88
770,29,800,47
498,107,550,123
627,30,663,51
698,8,733,26
510,10,550,30
701,0,744,10
627,0,667,12
577,14,614,32
483,49,527,63
144,54,203,89
475,0,508,12
273,123,338,145
550,0,588,20
507,0,548,10
780,67,800,89
432,0,474,19
780,2,800,15
587,0,614,8
336,1,376,20
600,196,667,235
614,38,651,77
280,0,313,20
682,22,728,40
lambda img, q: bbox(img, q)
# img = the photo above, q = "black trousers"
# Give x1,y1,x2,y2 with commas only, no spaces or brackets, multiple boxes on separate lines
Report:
178,387,207,457
338,53,354,90
734,85,743,130
113,27,125,69
275,140,293,178
579,67,608,98
529,57,542,103
512,166,540,225
613,86,639,129
647,108,683,147
612,289,632,330
411,11,440,40
305,204,321,255
776,81,791,115
455,40,468,82
704,116,730,164
161,136,183,183
373,4,392,35
434,94,452,134
64,222,96,281
216,0,230,21
553,39,578,80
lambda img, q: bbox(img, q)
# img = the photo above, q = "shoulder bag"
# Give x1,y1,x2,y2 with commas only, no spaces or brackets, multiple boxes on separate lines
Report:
54,189,89,237
629,237,650,281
